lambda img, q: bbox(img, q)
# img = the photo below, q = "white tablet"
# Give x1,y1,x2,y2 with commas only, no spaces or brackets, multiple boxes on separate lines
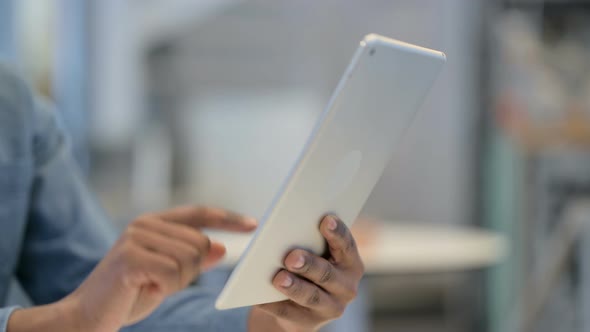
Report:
215,34,446,310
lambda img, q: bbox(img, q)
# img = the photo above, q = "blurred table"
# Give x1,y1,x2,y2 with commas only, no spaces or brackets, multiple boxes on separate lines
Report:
206,221,505,332
209,221,506,274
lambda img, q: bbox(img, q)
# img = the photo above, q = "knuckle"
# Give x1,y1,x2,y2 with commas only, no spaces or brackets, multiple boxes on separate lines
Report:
202,236,212,253
319,264,335,284
118,241,136,261
299,253,313,274
162,260,181,283
120,233,139,250
120,230,135,246
275,302,290,318
224,210,242,225
306,289,321,306
289,279,304,297
177,245,193,262
188,246,203,265
123,226,140,241
331,303,346,319
343,284,358,302
116,248,142,280
133,214,156,226
184,227,205,243
198,206,216,219
344,234,357,254
194,205,207,215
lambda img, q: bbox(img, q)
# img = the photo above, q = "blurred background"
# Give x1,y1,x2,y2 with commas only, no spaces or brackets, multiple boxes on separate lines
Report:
4,0,590,331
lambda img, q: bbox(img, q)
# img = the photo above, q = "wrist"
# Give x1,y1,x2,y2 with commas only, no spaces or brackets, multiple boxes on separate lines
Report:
56,296,98,332
6,296,110,332
248,307,319,332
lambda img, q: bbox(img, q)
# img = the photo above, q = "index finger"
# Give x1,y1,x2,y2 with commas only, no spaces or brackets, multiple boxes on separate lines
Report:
320,215,363,272
156,206,258,232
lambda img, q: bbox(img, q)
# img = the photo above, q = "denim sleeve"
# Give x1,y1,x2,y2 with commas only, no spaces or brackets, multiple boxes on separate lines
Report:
123,287,251,332
0,307,19,332
14,98,117,305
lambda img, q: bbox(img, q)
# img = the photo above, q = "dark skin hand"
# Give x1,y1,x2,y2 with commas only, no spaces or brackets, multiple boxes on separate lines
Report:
8,206,258,332
249,215,365,332
7,209,364,332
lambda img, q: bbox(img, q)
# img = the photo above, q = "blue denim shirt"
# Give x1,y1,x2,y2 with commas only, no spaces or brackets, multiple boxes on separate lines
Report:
0,62,249,331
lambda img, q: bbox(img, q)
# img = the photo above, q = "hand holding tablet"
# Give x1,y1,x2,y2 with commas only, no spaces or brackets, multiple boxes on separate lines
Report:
216,34,446,310
249,215,364,331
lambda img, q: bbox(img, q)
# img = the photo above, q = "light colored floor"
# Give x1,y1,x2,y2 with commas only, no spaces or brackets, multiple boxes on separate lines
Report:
373,317,451,332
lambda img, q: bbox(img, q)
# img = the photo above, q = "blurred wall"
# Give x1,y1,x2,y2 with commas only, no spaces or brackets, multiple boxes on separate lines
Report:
168,0,484,225
358,0,483,225
0,0,15,60
86,0,484,228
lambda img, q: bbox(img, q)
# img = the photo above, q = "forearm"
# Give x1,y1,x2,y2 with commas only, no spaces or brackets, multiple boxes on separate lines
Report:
7,299,97,332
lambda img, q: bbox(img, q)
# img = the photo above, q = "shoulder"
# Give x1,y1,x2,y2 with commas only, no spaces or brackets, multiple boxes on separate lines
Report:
0,61,34,122
0,61,31,102
0,61,35,162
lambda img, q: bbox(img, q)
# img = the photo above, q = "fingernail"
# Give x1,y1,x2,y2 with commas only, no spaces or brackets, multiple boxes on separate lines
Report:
244,217,258,227
327,216,338,231
280,275,293,288
292,255,305,269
